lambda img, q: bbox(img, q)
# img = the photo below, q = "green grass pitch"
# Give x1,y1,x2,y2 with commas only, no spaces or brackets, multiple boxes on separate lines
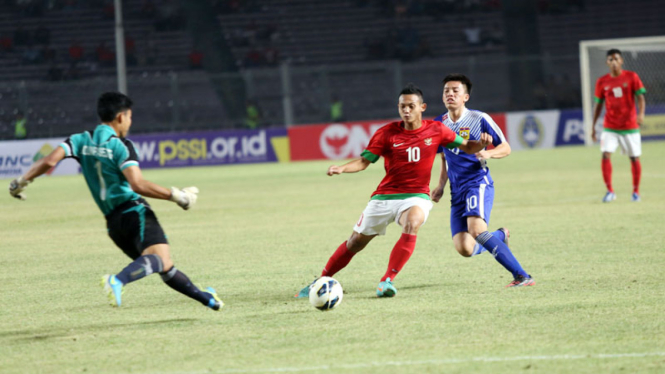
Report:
1,142,664,374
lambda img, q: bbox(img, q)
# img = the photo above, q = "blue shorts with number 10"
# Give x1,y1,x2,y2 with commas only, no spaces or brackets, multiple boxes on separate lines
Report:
449,183,495,237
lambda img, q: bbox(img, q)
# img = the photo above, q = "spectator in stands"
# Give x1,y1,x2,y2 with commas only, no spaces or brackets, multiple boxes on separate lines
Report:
555,74,580,108
415,35,433,59
188,49,203,69
482,22,504,46
244,48,263,68
463,20,483,46
0,35,13,53
96,41,115,67
330,95,344,122
395,22,420,61
64,62,81,80
125,36,137,66
140,0,156,18
244,100,262,129
263,44,279,66
22,45,42,64
69,40,84,64
42,43,56,63
46,64,63,81
364,34,387,60
14,111,27,139
13,26,31,47
244,20,259,46
16,0,44,17
34,25,51,45
533,80,549,109
62,0,79,11
102,0,115,20
154,0,183,31
136,31,157,66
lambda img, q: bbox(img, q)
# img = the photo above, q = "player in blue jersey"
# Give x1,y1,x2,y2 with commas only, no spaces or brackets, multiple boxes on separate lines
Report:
9,92,223,310
431,74,534,287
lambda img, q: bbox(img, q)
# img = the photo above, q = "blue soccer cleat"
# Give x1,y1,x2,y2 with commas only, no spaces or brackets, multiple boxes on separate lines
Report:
602,191,616,203
294,279,317,299
631,192,641,202
376,278,397,298
102,274,123,307
205,287,224,311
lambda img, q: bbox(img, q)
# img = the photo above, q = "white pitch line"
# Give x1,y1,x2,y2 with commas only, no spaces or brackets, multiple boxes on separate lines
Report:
138,352,665,374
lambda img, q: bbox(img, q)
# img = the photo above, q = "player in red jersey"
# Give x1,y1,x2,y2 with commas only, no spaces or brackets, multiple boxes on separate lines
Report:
295,83,492,298
591,48,646,202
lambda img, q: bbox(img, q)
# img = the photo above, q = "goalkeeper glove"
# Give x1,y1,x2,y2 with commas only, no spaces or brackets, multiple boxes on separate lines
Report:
169,186,199,210
9,176,30,200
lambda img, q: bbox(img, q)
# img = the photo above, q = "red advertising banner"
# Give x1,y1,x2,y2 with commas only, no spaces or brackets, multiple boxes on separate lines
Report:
288,119,394,161
288,114,507,161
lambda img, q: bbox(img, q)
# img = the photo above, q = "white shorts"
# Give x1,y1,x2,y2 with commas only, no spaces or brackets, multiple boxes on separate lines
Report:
600,131,641,157
353,197,434,236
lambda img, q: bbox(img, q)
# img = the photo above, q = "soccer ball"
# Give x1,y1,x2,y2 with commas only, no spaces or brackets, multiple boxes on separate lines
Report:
308,276,343,311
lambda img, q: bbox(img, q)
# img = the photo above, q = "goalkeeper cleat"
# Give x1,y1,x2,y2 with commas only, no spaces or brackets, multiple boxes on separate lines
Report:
376,278,397,298
294,279,317,299
602,191,616,203
205,287,224,311
497,227,510,246
102,274,124,307
506,275,535,288
631,192,641,202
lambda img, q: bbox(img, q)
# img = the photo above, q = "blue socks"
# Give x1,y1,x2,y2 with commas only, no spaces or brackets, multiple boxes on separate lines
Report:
115,254,163,285
160,266,214,306
475,231,528,278
471,230,505,256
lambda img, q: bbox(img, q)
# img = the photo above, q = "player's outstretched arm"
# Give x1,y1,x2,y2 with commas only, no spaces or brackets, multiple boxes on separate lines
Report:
327,157,371,176
9,146,66,200
458,132,493,154
476,142,511,161
431,153,448,203
122,165,198,210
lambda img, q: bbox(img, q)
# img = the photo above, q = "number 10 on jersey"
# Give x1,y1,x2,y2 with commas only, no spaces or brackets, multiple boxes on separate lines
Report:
406,146,420,162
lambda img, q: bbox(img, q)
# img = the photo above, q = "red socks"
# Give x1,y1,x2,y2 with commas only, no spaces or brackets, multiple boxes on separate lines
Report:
381,233,417,282
322,241,356,277
631,159,641,194
602,158,613,192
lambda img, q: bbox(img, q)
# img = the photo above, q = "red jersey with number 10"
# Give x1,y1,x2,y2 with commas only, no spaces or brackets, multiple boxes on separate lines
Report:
594,70,646,131
360,120,462,198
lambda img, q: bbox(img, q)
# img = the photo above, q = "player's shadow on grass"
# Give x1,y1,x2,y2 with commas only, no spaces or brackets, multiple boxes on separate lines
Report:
1,318,199,343
358,283,440,299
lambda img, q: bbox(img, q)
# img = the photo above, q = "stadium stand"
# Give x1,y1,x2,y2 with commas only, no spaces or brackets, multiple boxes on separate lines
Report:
0,0,663,139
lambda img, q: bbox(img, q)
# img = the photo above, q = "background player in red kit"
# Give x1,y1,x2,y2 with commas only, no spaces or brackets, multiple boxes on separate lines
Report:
296,83,491,298
591,48,646,202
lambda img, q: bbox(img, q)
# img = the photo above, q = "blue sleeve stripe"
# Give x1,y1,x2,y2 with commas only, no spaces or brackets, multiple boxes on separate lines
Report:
120,161,139,170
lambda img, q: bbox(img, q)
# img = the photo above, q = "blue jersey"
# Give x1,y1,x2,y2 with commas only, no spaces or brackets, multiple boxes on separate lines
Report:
434,108,506,194
59,124,140,216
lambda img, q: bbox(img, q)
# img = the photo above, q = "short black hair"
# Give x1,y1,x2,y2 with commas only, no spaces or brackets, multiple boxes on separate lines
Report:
97,92,133,122
442,73,473,95
607,48,622,57
399,83,424,102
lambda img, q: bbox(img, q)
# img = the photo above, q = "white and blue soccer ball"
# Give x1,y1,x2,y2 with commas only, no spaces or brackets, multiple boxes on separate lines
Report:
309,276,343,311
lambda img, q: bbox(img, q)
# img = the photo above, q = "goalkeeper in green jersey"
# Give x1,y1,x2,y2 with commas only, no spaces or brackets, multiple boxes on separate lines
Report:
9,92,222,311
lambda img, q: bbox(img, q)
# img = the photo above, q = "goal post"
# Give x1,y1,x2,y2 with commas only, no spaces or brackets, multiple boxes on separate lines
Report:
579,36,665,145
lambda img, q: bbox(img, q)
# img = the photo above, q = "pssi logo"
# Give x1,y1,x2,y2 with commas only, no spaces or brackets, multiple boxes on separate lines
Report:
519,115,544,148
319,124,384,159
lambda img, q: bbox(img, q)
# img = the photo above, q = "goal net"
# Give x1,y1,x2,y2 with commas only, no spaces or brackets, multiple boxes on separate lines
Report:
579,36,665,145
